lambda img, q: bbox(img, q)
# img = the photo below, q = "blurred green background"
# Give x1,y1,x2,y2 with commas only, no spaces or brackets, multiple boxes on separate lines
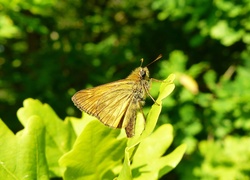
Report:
1,0,250,179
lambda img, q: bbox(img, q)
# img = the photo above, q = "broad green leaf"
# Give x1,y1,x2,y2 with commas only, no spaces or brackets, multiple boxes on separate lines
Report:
17,98,77,176
154,143,187,178
0,119,18,179
132,124,174,167
0,116,50,179
132,125,186,180
67,112,99,137
16,116,49,179
59,120,127,180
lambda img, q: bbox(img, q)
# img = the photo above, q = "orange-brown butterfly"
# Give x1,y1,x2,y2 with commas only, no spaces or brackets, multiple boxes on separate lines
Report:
72,55,162,138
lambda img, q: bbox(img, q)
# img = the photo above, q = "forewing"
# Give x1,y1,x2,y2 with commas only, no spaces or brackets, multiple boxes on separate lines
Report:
72,79,137,128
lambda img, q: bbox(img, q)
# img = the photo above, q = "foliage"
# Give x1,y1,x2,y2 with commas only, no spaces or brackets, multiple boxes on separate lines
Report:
196,136,250,180
0,75,186,179
1,0,250,179
157,50,250,179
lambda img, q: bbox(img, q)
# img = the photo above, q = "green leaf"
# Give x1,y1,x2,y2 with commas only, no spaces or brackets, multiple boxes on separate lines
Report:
210,20,244,46
0,119,18,179
16,116,49,179
132,125,187,180
132,124,174,168
0,15,20,38
67,113,97,136
17,98,77,177
59,119,127,180
0,116,50,179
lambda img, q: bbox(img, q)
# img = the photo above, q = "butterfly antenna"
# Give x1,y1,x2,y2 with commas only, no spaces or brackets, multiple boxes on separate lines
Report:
145,54,162,67
140,58,144,67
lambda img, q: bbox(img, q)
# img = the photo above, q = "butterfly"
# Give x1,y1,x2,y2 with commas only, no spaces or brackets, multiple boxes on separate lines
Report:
72,55,162,137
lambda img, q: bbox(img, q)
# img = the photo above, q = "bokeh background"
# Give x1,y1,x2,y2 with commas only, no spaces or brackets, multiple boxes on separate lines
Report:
1,0,250,179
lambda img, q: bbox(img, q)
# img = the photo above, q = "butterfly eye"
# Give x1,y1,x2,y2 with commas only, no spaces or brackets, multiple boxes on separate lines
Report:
140,69,146,79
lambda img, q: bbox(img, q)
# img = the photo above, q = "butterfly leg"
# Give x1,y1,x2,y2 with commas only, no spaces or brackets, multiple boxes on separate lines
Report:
144,84,160,106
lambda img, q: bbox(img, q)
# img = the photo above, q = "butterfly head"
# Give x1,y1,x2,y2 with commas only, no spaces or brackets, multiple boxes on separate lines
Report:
126,54,162,81
127,67,149,80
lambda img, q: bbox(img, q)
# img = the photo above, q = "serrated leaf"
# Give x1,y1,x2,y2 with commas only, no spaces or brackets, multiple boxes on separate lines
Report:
131,125,186,180
16,116,49,179
17,98,77,176
67,113,97,136
0,119,18,179
0,116,50,179
132,124,174,167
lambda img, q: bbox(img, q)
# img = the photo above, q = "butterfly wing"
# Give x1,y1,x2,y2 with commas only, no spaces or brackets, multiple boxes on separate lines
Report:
72,79,139,129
